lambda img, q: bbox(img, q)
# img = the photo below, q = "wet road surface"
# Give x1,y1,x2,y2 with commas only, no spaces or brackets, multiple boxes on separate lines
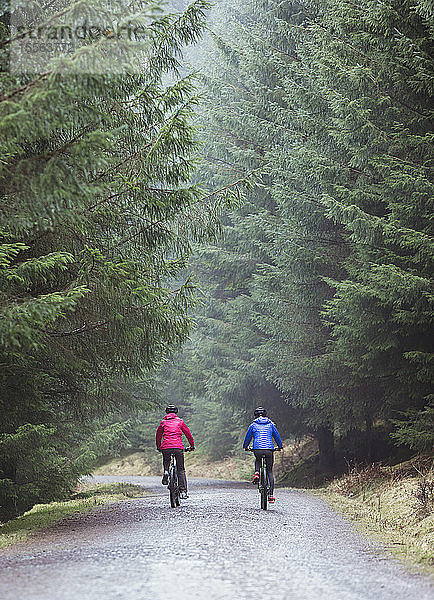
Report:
0,476,432,600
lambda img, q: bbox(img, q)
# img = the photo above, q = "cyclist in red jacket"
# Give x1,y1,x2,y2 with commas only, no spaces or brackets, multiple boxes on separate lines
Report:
156,404,195,499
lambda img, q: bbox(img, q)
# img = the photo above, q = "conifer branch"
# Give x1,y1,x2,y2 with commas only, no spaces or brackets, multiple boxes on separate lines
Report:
48,320,109,336
198,168,263,202
0,72,51,102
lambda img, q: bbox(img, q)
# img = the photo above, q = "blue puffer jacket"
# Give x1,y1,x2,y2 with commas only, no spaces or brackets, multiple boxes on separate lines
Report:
243,417,283,450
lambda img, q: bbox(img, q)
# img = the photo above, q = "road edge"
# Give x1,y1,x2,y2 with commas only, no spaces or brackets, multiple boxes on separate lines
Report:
0,482,147,551
312,488,434,579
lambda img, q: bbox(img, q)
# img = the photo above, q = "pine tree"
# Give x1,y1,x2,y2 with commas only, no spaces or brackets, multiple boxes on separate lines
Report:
181,0,341,468
0,0,212,520
178,0,433,470
300,0,434,450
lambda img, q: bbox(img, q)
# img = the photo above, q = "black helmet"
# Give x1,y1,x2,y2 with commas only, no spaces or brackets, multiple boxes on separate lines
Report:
165,404,178,414
254,406,267,417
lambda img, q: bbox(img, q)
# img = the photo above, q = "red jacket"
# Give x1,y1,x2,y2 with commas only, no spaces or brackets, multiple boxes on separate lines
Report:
156,413,195,450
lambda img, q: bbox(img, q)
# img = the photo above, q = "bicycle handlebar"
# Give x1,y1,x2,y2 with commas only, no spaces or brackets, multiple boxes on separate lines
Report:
245,447,280,452
157,446,195,452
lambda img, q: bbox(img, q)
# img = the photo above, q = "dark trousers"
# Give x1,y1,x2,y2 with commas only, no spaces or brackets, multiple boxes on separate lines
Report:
253,449,275,495
162,448,187,492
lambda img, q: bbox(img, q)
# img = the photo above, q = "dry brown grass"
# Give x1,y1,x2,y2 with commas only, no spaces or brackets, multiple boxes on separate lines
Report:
94,452,161,476
93,438,317,481
319,456,434,571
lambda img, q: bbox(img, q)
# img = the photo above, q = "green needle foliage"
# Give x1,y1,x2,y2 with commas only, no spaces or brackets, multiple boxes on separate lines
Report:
0,0,212,520
164,0,433,467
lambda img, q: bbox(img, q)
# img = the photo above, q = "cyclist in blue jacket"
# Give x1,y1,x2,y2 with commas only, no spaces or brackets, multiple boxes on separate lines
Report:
243,407,283,504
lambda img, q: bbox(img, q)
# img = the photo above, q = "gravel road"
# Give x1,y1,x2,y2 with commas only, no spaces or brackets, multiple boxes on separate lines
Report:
0,476,432,600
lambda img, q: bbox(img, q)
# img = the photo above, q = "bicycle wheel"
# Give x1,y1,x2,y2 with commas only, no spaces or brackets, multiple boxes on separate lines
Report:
174,463,180,506
169,465,179,508
260,460,268,510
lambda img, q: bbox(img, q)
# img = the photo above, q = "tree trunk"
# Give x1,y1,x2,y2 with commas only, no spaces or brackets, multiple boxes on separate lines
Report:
1,459,16,480
365,415,373,462
316,427,335,471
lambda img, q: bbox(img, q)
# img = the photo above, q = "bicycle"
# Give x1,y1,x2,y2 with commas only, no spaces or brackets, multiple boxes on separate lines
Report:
167,447,193,508
246,448,278,510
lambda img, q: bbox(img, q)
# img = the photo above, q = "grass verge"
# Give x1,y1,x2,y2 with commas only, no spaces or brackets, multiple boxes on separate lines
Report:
314,458,434,575
94,439,313,481
0,482,146,551
94,449,253,480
